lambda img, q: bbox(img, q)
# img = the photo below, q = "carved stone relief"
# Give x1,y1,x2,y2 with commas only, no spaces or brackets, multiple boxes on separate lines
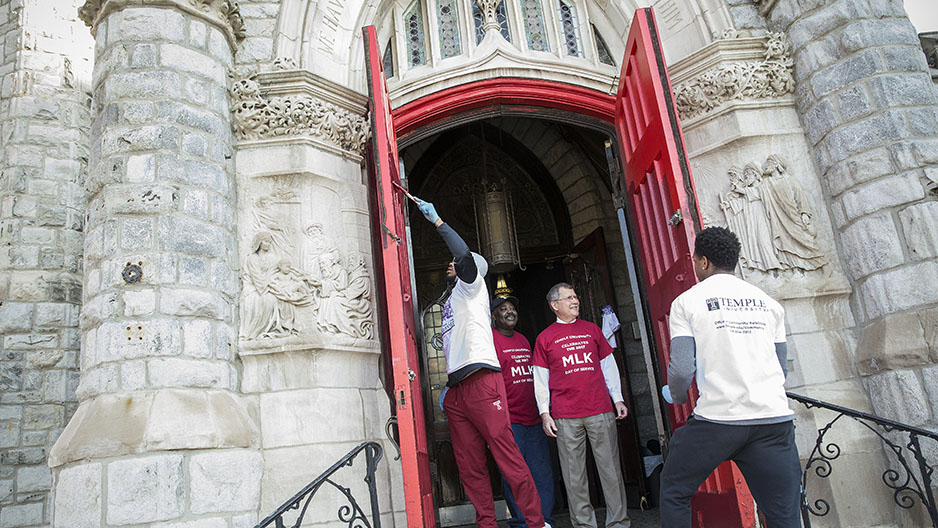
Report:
719,154,828,273
475,0,504,33
239,184,374,343
673,32,794,120
228,70,370,154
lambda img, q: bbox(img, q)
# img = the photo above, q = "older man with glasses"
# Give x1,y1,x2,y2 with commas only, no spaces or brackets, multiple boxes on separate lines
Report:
533,283,631,528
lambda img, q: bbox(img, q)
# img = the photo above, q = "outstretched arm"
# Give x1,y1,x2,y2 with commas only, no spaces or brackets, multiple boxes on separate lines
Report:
414,197,477,282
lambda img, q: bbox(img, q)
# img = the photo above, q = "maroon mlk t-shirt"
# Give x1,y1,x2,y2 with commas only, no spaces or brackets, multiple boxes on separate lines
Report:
493,330,541,426
532,319,614,419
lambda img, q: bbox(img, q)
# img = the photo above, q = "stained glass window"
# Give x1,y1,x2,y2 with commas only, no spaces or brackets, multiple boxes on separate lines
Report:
423,304,447,423
592,25,614,66
473,3,484,43
472,0,511,44
437,0,461,58
383,39,394,78
495,1,510,41
405,1,427,67
557,0,581,56
522,0,548,51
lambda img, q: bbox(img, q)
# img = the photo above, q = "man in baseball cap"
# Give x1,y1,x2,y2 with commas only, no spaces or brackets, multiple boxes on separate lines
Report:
492,295,555,528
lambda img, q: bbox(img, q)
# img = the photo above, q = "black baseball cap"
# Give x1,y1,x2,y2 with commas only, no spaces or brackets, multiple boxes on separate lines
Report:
491,296,519,312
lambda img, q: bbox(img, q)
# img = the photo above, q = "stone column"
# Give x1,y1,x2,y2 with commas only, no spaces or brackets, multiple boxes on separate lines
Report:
0,1,92,526
757,0,938,525
49,1,261,527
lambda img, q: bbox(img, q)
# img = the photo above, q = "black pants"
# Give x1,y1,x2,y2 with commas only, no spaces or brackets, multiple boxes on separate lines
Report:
659,417,801,528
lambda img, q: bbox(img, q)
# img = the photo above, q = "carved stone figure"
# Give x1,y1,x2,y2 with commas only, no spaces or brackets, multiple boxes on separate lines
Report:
720,166,752,268
316,250,374,339
740,162,783,271
760,155,828,271
303,223,331,282
240,232,316,339
720,156,827,273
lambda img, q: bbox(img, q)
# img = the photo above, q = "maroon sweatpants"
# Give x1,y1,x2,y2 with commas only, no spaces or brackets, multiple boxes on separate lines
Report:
443,369,545,528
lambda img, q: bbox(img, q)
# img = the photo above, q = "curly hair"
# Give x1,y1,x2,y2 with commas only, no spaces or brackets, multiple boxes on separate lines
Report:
694,227,741,271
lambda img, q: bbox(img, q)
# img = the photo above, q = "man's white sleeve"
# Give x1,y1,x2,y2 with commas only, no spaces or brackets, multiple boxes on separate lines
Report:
601,355,623,403
533,366,551,414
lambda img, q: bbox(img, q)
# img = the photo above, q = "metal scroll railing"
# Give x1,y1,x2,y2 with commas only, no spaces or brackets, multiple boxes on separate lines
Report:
788,392,938,528
254,441,383,528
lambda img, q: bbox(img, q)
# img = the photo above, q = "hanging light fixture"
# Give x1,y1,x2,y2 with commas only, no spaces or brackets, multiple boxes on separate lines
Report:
494,274,513,298
473,122,522,274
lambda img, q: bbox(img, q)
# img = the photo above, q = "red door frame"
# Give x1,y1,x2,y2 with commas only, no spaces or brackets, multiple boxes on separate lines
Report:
384,13,754,528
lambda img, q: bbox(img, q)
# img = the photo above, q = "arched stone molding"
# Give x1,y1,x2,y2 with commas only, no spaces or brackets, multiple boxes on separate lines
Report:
272,0,734,99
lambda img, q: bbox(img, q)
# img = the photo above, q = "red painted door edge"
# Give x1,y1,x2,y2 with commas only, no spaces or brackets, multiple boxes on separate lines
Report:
363,25,435,528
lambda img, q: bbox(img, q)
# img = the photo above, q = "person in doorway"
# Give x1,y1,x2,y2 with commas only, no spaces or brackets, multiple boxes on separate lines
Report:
491,295,556,528
659,226,800,528
413,195,547,528
533,283,631,528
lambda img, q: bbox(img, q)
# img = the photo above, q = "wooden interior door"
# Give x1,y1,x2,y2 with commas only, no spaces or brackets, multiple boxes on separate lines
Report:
613,8,756,527
363,25,435,528
564,227,647,506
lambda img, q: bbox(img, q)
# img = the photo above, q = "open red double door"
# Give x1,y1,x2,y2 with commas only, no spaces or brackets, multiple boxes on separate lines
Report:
364,8,756,528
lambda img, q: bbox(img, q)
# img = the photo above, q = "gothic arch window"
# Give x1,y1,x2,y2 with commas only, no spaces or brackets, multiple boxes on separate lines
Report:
405,0,428,67
379,0,616,75
437,0,462,58
556,0,582,57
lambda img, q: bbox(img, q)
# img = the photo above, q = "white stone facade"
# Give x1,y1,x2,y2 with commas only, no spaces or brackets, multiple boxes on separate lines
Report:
0,0,934,527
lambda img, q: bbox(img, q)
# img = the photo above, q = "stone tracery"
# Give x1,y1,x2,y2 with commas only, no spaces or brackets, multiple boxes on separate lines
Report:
228,71,370,154
673,32,794,120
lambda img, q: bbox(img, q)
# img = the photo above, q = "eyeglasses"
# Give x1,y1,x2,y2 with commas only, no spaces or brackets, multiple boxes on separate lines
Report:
554,295,578,303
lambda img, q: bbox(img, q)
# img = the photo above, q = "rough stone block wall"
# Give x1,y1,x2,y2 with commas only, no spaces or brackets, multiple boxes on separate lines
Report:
763,0,938,309
760,0,938,522
235,1,278,66
47,3,262,526
0,1,92,526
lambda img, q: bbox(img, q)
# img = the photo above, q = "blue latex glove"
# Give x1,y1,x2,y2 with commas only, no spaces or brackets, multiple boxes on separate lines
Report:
661,385,673,404
414,196,440,224
438,386,449,412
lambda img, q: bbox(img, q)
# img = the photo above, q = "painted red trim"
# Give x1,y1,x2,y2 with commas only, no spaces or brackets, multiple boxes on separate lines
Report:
391,78,616,137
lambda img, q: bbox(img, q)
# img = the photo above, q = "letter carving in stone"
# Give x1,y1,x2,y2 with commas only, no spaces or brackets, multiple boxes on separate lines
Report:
719,155,828,273
673,33,794,120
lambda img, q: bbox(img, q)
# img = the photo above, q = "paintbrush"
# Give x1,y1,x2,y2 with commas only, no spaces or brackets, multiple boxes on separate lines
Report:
392,181,420,204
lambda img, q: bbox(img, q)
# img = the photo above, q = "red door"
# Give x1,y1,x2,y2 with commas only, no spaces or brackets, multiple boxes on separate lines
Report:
363,25,435,528
614,8,756,527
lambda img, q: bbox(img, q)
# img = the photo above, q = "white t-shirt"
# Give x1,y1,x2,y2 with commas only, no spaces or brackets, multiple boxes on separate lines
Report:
669,273,792,422
441,273,499,373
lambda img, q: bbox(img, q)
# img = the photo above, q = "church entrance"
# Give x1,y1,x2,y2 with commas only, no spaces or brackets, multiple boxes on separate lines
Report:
400,117,649,525
364,8,761,528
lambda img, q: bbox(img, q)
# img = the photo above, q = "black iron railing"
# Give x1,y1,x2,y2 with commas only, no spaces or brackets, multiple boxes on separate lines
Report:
788,392,938,528
254,441,383,528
